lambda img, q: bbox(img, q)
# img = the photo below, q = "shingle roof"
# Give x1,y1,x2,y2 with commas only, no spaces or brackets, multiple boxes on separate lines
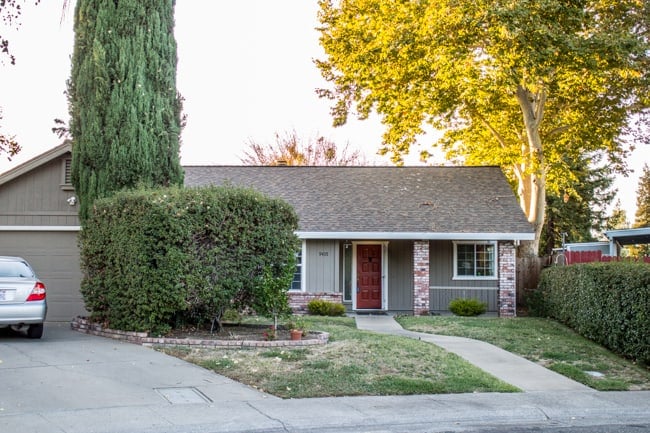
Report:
183,166,534,240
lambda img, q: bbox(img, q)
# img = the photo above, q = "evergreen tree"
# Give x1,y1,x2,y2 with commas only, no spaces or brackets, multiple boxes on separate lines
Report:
633,163,650,257
68,0,184,222
540,154,615,256
607,199,630,231
634,164,650,229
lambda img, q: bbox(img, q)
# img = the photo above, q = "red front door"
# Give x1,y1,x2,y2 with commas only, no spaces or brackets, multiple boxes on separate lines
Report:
356,244,382,309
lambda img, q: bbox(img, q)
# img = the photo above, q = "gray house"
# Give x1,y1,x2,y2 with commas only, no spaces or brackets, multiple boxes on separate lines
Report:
0,142,83,321
0,143,534,321
184,165,534,317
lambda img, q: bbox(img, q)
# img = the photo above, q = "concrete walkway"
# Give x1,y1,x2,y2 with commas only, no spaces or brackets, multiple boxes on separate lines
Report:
354,314,593,392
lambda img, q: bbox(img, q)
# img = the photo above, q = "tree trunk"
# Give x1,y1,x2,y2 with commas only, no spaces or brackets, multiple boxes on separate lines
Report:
515,85,547,257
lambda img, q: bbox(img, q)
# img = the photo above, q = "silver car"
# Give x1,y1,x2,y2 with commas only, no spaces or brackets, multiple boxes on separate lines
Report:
0,256,47,339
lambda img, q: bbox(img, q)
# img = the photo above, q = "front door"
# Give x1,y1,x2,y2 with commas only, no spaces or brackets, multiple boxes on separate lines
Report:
356,244,382,309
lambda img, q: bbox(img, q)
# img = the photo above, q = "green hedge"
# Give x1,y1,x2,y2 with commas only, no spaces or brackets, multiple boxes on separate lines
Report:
532,262,649,366
79,186,299,334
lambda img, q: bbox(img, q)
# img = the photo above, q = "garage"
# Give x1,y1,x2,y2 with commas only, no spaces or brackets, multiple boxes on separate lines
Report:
0,142,86,323
1,229,86,322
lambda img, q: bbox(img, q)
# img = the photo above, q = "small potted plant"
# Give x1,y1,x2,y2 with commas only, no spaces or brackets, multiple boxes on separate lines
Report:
288,315,307,340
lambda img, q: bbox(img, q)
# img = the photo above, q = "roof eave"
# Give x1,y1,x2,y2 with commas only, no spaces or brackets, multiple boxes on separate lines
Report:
0,141,72,187
296,231,536,241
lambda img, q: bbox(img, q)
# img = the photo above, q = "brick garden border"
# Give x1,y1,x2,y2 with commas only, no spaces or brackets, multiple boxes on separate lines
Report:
70,316,329,348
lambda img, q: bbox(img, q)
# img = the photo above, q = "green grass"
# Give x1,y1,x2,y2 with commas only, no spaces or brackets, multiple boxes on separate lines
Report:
157,316,518,398
396,315,650,391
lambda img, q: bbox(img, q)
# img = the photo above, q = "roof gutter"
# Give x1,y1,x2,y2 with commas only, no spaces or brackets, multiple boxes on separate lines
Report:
296,231,536,241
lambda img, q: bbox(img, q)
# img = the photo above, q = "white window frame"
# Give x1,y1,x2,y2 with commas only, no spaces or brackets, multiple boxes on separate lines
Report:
453,241,498,280
289,240,306,292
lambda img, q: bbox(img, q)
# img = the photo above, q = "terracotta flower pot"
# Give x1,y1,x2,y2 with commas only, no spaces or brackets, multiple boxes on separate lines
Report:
290,329,303,341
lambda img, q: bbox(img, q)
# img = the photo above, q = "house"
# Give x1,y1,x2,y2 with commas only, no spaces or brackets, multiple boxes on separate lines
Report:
184,165,534,317
0,142,83,321
0,143,534,321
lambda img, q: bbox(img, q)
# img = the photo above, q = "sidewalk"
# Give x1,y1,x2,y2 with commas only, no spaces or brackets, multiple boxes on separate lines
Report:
1,323,648,433
354,314,593,392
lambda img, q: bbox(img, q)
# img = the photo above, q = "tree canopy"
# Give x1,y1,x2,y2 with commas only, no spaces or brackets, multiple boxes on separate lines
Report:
316,0,650,255
68,0,184,222
240,130,366,166
540,153,615,255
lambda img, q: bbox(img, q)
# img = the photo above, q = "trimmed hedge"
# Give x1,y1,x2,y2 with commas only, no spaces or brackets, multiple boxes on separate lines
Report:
531,262,649,366
79,186,299,334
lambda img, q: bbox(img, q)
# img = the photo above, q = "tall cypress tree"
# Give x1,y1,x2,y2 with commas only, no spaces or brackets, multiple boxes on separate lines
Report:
68,0,183,222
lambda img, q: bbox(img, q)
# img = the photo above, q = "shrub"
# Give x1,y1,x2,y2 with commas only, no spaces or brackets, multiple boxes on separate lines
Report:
448,298,487,316
533,262,650,366
79,185,299,334
307,299,346,316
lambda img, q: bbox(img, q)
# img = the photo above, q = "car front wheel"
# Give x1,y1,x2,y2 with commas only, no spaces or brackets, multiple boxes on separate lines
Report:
27,323,44,339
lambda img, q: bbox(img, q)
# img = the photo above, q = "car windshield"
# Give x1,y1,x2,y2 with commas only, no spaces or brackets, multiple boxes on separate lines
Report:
0,261,35,278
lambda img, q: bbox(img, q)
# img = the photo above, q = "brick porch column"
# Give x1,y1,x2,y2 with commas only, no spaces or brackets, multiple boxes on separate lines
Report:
498,241,517,317
413,241,430,315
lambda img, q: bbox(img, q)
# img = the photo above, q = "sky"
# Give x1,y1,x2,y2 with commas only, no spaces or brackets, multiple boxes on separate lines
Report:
0,0,646,223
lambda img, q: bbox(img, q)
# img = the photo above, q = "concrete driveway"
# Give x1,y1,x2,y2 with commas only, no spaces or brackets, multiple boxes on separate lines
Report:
0,323,276,433
1,323,649,433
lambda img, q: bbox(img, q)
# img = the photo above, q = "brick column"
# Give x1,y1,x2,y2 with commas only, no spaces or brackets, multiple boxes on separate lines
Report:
498,241,517,317
413,241,430,315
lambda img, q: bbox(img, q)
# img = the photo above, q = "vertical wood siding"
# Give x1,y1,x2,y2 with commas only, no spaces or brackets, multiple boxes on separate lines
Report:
305,240,339,293
387,240,413,311
429,240,497,312
430,288,498,312
429,240,497,288
0,156,78,226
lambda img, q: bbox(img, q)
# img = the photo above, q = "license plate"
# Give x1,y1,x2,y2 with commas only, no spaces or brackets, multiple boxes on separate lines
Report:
0,290,13,302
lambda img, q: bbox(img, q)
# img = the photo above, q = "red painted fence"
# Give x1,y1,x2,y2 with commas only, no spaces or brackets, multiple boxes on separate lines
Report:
565,250,650,265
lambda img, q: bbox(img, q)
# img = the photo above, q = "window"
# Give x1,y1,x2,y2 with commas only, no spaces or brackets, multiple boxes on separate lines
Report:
454,241,497,279
343,243,352,301
290,248,302,291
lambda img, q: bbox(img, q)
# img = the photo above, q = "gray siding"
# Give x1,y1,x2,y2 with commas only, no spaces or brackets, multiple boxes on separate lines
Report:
0,155,78,226
429,240,497,313
429,240,497,288
387,240,413,311
305,240,339,293
430,288,498,312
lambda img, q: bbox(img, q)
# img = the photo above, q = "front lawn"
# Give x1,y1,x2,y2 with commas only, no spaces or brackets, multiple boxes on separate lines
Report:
156,316,518,398
396,315,650,391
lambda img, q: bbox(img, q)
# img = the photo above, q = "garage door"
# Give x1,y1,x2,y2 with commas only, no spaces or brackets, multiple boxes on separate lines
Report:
0,230,86,322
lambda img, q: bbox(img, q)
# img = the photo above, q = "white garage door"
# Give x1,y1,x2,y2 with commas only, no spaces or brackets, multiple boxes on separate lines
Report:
0,230,86,322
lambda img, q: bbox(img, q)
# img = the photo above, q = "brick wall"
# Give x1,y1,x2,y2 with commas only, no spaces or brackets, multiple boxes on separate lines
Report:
498,241,516,317
288,292,343,314
413,240,430,315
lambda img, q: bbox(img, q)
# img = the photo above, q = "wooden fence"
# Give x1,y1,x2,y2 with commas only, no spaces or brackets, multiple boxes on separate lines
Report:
564,250,650,265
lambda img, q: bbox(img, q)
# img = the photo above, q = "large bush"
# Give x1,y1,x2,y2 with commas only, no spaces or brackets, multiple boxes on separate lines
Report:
532,262,649,366
79,186,299,334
